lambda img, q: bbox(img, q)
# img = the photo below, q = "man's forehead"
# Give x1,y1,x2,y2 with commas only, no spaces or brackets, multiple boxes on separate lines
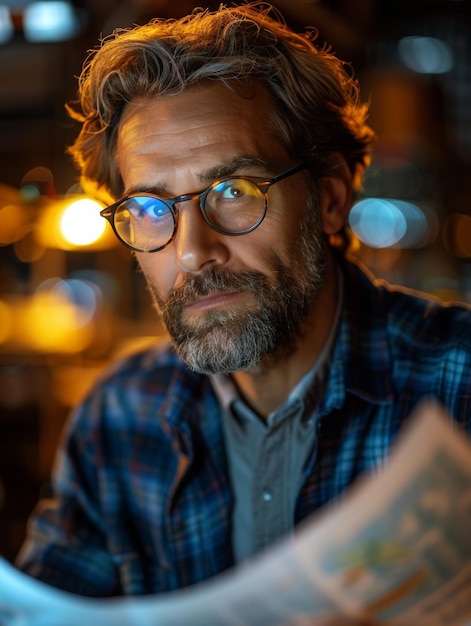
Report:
118,79,276,128
116,81,285,178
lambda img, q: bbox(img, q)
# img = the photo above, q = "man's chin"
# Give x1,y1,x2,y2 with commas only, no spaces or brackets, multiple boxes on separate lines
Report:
171,322,239,353
177,351,262,376
172,309,249,336
169,325,263,374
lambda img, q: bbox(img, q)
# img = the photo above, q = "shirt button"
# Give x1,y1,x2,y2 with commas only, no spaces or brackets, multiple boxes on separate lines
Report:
262,490,272,502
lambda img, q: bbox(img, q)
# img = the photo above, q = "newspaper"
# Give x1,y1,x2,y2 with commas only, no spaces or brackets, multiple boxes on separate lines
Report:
1,400,471,626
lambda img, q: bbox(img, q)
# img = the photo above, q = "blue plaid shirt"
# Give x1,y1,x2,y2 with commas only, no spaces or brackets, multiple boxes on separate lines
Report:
17,256,471,597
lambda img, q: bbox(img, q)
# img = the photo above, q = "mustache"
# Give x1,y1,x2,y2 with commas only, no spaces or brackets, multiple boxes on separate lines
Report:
162,268,269,310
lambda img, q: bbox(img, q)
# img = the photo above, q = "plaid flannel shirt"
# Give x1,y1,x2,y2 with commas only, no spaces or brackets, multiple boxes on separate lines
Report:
17,256,471,597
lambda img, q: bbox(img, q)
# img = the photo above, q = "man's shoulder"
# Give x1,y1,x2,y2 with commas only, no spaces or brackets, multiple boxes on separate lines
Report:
343,255,471,348
63,339,218,445
333,256,471,420
77,339,211,419
105,337,183,376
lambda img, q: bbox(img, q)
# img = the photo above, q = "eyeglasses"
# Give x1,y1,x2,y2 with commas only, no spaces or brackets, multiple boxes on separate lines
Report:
100,162,306,253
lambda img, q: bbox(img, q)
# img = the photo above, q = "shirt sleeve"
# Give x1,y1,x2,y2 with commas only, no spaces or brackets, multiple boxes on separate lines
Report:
15,399,121,598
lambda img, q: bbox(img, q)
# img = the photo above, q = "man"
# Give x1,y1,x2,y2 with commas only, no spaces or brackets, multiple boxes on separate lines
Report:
17,0,471,611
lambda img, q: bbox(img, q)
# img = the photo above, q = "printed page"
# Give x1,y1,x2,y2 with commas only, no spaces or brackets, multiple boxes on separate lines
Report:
0,542,338,626
1,400,471,626
290,401,471,625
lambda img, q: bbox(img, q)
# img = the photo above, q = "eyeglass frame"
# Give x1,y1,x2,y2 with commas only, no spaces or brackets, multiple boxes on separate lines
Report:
100,161,307,253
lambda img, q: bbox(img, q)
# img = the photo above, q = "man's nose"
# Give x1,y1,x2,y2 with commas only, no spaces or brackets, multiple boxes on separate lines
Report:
173,198,229,272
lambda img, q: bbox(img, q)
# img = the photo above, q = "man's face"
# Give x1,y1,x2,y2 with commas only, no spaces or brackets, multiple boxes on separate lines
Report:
116,82,327,374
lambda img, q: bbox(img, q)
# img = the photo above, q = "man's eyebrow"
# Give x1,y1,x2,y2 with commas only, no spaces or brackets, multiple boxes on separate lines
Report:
125,183,169,197
124,156,270,197
199,156,270,182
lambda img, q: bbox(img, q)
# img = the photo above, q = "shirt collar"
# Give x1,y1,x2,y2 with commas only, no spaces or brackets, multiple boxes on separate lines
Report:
211,263,344,423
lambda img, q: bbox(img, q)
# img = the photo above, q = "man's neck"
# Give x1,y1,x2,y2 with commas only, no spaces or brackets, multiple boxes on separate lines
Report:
231,254,340,419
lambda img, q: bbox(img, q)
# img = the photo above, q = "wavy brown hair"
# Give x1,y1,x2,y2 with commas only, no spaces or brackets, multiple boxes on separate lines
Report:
67,2,375,204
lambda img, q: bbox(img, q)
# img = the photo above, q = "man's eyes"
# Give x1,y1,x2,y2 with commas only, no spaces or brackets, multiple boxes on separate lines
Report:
127,197,170,218
213,179,257,199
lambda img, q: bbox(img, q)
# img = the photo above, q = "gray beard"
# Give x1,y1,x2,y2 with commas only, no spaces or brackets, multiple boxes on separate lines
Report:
145,201,327,374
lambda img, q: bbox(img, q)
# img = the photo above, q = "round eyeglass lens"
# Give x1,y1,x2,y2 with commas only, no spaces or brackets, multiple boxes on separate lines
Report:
204,178,266,233
114,196,175,250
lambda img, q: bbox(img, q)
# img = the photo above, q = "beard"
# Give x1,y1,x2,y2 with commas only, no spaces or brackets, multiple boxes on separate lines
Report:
144,199,327,374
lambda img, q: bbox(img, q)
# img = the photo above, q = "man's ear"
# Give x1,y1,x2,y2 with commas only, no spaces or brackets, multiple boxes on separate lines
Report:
319,154,353,235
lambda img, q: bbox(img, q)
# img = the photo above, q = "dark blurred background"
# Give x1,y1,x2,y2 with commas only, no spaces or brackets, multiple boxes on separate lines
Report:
1,0,470,562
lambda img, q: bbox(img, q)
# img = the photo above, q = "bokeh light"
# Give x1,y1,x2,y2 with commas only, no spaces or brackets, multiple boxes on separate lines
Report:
0,278,107,353
0,299,12,343
60,198,106,246
0,205,29,245
20,290,93,352
36,277,101,327
398,36,453,75
443,214,471,258
14,229,45,263
0,5,14,44
23,1,80,42
349,198,430,249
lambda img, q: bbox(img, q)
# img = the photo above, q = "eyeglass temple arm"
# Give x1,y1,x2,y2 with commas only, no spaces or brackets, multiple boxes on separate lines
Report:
271,162,306,184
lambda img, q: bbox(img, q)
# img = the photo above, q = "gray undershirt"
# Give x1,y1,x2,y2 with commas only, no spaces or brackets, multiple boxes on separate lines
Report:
211,273,342,563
